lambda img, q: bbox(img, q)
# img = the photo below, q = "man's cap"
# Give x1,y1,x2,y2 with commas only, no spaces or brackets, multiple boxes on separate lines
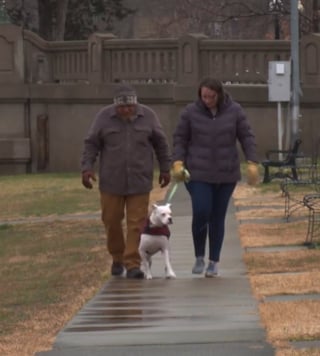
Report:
113,83,137,105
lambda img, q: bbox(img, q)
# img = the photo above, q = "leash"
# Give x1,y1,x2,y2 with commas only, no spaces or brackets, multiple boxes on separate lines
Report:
164,168,190,204
165,182,179,204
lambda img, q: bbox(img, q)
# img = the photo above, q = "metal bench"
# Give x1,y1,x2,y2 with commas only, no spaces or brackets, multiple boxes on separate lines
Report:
279,138,320,221
303,193,320,247
261,139,302,183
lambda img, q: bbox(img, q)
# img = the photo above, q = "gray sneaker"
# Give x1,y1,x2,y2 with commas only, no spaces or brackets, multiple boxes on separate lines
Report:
192,257,205,274
205,261,219,278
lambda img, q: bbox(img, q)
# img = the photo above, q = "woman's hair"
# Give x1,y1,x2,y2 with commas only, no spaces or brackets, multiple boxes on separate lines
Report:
197,77,225,108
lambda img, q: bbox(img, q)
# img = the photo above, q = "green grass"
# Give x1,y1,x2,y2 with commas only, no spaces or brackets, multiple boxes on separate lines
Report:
0,172,164,341
0,173,100,219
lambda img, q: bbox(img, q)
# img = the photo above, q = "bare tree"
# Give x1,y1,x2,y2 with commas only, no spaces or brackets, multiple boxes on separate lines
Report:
64,0,134,40
6,0,134,40
6,0,320,39
299,0,319,34
129,0,319,39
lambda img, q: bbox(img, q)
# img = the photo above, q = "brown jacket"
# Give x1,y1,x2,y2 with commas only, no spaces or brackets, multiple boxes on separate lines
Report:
81,103,171,195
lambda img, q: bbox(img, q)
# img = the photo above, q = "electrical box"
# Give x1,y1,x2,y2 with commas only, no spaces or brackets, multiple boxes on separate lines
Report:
268,61,291,102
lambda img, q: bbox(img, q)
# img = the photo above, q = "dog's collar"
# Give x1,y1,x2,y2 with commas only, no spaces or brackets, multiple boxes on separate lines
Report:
142,218,170,238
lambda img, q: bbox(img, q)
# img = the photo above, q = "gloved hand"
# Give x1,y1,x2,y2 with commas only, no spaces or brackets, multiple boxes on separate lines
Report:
82,170,96,189
246,161,259,186
171,161,190,182
159,171,171,188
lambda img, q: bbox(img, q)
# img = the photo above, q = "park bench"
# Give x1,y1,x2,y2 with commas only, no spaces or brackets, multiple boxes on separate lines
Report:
279,137,320,246
261,139,302,183
280,161,317,221
303,193,320,246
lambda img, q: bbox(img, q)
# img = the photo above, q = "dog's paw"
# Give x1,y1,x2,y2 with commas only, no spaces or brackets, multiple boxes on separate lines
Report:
165,271,176,279
146,274,153,280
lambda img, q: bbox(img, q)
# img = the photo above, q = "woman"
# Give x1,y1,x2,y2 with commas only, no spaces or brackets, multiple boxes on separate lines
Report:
172,77,259,277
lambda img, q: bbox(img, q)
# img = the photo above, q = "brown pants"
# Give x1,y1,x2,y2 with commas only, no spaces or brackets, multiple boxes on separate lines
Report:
100,192,150,271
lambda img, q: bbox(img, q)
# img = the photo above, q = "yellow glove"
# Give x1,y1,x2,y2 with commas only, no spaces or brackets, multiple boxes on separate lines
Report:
172,160,190,182
246,161,259,186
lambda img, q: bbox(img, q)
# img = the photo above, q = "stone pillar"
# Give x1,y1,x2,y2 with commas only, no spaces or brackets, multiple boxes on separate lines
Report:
88,32,116,84
178,33,208,86
0,24,25,83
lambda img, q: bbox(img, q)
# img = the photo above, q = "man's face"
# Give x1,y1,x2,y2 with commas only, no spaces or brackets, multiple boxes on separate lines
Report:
116,104,137,119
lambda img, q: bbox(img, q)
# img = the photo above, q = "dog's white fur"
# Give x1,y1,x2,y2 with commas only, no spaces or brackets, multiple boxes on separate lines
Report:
139,203,176,280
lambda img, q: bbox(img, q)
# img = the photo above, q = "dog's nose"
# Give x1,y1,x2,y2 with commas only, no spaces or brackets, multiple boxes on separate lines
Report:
168,217,173,224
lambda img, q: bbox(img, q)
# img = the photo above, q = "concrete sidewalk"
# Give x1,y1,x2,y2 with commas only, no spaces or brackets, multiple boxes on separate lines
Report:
36,184,274,356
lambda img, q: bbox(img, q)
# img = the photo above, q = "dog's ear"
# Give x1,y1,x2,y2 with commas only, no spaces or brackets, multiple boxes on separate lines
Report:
166,203,171,208
152,203,158,210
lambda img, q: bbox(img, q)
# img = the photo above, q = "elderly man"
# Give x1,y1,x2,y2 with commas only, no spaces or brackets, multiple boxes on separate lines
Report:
81,83,171,279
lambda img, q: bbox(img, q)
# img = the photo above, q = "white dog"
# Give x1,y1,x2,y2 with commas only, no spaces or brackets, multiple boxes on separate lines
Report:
139,203,176,280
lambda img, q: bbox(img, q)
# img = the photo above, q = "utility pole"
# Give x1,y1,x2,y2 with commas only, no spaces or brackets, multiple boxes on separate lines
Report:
290,0,301,141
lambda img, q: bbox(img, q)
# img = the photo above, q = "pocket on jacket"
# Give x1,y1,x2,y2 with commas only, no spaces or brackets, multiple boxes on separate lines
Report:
133,127,151,146
103,128,122,148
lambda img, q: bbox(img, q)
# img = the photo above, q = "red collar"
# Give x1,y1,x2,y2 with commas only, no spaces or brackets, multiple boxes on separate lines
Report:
141,218,170,238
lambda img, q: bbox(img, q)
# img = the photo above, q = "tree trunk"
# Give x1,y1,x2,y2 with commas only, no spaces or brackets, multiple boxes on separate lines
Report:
38,0,68,40
55,0,68,40
313,0,319,32
38,0,54,40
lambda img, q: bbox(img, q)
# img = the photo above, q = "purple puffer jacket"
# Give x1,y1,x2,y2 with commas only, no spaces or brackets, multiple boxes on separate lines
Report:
172,94,258,183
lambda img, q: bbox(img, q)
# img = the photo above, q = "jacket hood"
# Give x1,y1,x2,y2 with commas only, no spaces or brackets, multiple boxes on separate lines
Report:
196,92,232,116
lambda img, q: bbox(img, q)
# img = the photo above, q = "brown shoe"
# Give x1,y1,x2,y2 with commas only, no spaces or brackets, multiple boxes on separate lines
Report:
126,268,144,279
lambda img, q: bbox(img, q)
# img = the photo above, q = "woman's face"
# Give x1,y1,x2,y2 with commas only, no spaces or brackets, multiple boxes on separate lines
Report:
200,86,218,109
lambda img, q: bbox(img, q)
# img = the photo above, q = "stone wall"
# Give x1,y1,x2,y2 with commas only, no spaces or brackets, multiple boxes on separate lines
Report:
1,24,320,174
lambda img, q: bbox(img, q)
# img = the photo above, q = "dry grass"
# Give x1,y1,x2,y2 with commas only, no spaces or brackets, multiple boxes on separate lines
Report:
250,272,320,298
0,174,167,356
243,249,320,274
0,220,107,356
239,221,307,247
234,183,320,355
236,207,286,220
260,300,320,340
0,283,100,356
1,177,320,355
